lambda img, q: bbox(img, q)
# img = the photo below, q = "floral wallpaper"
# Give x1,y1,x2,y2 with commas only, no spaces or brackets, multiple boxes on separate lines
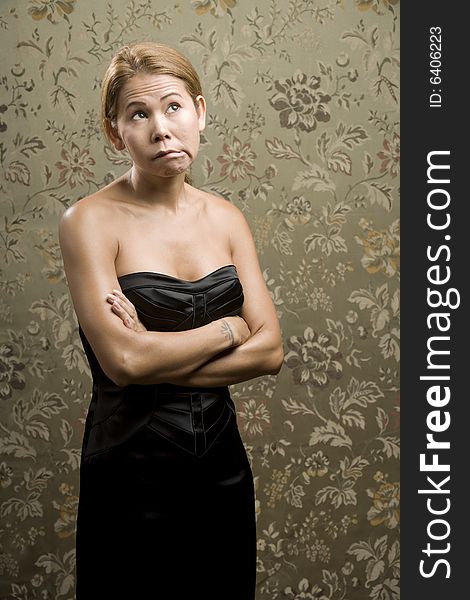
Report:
0,1,400,599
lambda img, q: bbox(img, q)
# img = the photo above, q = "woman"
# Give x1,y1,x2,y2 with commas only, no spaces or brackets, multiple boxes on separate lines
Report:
59,42,283,600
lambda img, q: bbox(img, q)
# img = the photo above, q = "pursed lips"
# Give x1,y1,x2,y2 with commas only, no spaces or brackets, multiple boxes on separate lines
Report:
153,150,184,159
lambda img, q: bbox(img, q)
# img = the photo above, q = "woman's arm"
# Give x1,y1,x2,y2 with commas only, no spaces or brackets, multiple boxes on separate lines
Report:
108,201,284,387
158,337,282,387
59,198,250,388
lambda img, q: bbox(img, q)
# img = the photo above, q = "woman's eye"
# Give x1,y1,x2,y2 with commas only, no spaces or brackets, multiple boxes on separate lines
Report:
132,111,147,120
168,103,180,113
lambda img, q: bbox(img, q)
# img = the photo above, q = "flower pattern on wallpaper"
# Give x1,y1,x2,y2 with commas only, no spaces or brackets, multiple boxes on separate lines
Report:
269,71,332,132
0,1,399,598
28,0,76,24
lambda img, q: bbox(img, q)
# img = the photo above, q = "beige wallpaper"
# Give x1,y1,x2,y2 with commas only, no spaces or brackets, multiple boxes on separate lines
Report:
0,1,400,598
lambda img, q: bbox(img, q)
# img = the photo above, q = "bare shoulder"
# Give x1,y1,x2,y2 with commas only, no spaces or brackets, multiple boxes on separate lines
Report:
58,189,122,276
59,191,115,231
199,189,248,230
201,189,242,215
58,187,127,259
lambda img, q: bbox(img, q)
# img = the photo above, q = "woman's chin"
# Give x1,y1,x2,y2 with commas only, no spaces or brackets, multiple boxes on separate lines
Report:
132,156,193,180
159,158,192,177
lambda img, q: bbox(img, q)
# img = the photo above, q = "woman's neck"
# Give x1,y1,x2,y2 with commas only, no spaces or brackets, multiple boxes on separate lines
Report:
125,166,188,213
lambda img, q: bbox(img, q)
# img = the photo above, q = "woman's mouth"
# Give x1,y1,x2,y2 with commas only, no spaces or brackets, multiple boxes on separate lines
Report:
154,150,185,159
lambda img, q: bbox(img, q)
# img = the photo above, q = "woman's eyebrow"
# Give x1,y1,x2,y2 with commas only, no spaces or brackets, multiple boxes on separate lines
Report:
125,92,183,111
160,92,183,101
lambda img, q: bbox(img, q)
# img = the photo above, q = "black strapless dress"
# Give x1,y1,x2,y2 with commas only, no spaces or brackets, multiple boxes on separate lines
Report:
75,265,256,600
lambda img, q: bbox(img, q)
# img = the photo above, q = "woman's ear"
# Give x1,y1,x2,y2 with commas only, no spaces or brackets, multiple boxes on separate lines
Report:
195,95,206,133
105,119,126,151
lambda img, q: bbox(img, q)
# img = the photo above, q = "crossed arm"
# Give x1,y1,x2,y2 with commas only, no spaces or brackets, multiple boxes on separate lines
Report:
59,197,284,388
108,289,282,387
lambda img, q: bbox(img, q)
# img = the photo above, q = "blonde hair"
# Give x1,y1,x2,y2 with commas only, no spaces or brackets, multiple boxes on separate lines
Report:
101,42,204,185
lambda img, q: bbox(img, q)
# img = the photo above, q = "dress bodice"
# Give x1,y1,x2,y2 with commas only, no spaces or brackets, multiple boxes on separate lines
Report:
77,264,244,458
117,264,244,331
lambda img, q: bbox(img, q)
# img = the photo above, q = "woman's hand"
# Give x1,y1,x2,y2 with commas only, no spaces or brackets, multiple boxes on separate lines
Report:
106,289,147,332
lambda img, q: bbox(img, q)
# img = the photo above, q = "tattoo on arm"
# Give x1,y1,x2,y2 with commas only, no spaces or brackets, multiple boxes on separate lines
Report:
220,319,235,347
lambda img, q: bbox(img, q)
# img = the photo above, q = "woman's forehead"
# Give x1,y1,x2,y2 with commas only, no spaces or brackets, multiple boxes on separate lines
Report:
118,73,188,109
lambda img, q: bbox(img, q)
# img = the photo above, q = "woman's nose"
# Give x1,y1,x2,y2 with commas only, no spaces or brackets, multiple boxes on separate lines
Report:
150,115,171,141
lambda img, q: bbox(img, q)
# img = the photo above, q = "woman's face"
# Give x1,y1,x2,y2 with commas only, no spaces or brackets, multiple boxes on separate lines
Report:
111,72,206,179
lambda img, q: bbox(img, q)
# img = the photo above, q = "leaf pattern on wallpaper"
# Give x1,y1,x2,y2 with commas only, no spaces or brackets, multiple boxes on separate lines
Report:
0,1,399,598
